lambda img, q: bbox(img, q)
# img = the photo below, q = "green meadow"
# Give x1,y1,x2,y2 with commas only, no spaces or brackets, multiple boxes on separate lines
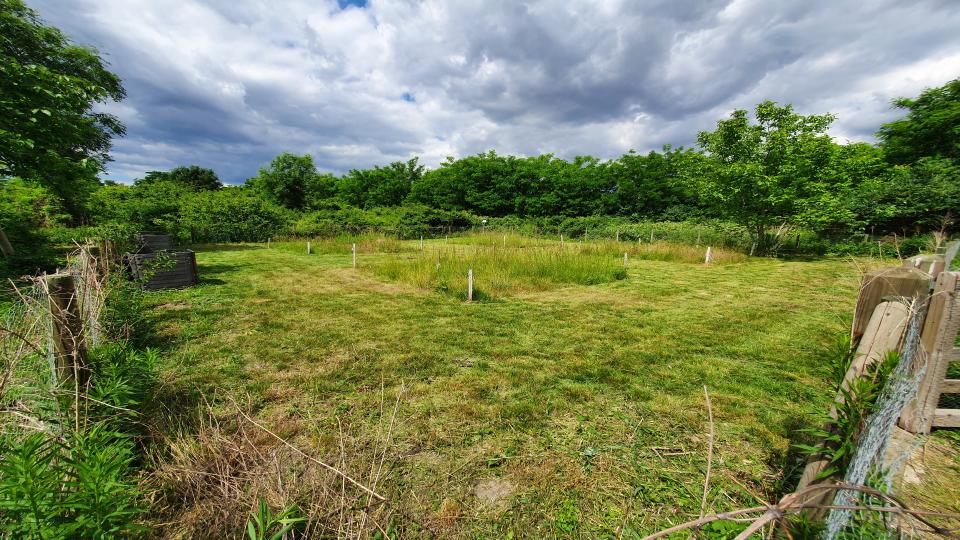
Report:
139,233,864,537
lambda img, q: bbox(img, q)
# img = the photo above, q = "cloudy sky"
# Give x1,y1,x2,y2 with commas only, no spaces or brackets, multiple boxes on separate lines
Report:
28,0,960,183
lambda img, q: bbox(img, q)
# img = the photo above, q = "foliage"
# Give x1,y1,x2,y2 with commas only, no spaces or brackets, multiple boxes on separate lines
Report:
694,101,848,251
0,0,125,218
290,203,476,239
795,336,900,480
245,499,304,540
180,187,289,242
138,165,222,191
878,77,960,165
0,178,67,274
337,157,423,208
247,152,321,210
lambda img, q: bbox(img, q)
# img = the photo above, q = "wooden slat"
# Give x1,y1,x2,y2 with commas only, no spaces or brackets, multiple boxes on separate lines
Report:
932,409,960,428
941,379,960,393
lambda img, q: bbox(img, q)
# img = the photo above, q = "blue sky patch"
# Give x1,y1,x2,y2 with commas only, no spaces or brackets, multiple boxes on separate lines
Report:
402,92,415,103
337,0,367,9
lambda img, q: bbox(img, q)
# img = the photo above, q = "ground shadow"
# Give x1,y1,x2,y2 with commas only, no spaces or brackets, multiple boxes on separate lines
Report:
190,243,265,253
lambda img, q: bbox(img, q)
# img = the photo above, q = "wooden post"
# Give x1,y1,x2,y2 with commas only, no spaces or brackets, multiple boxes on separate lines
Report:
696,231,701,245
0,227,14,257
704,247,713,265
267,238,271,249
750,243,756,256
352,243,357,268
77,246,103,348
649,230,654,243
467,268,473,302
44,273,89,388
307,241,312,255
560,234,564,247
638,237,642,245
623,252,628,268
616,230,620,242
420,235,423,250
502,234,506,248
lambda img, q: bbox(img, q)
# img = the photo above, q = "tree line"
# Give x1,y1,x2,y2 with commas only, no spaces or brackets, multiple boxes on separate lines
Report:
1,0,958,268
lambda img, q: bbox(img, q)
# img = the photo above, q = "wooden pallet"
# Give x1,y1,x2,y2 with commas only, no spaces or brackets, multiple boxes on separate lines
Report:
899,271,960,433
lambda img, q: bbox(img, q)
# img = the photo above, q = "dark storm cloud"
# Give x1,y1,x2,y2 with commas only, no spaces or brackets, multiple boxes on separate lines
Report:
25,0,960,183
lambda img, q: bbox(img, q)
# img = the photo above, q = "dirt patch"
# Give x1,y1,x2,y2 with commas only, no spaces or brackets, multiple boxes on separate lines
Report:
157,302,189,310
474,477,515,507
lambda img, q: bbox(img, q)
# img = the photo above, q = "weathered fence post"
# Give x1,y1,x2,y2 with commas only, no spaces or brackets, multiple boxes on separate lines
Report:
468,268,473,302
267,238,271,249
649,230,654,243
352,243,357,268
0,228,14,257
704,247,713,265
503,234,506,248
307,241,312,255
623,252,628,268
696,230,701,245
76,246,103,348
420,235,423,250
750,243,756,256
560,234,564,247
616,230,620,242
44,272,89,388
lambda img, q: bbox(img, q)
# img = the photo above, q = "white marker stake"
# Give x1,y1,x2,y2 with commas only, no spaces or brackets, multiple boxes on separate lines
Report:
638,237,642,245
560,234,564,247
467,268,473,302
307,241,312,254
352,243,357,268
696,231,701,245
623,252,628,268
503,234,506,248
750,243,756,256
267,238,271,248
616,230,620,242
649,230,654,243
420,235,424,250
705,246,713,265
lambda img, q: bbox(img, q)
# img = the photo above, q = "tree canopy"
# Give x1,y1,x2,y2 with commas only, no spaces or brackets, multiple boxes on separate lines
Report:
878,77,960,165
0,0,125,216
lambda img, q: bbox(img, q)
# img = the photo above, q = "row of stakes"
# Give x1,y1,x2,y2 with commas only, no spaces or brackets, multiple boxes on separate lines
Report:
267,235,718,302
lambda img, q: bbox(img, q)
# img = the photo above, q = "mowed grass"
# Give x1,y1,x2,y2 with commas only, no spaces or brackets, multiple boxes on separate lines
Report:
144,234,861,537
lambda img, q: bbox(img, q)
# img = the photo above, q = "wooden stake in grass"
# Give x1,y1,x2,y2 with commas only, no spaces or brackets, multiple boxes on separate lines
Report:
696,230,701,245
307,241,312,255
623,252,628,268
352,243,357,268
650,230,654,243
616,230,620,242
267,237,271,249
502,234,506,248
467,268,473,302
560,233,564,247
750,243,756,256
420,235,424,250
704,246,713,265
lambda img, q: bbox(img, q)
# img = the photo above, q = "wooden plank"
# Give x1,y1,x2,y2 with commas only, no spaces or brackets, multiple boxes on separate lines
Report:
851,267,930,339
900,271,960,433
932,409,960,428
948,347,960,362
799,300,911,492
940,379,960,393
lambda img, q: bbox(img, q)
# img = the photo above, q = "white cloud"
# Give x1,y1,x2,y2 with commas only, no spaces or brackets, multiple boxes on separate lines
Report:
26,0,960,183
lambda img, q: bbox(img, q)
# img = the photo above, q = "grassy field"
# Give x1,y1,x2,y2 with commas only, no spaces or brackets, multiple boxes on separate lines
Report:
141,234,864,538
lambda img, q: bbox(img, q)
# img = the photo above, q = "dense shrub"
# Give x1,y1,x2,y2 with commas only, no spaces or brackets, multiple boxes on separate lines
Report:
290,203,477,239
180,188,290,242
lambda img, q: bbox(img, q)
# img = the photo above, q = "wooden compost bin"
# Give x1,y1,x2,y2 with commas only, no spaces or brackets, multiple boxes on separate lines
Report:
137,233,174,252
126,250,198,289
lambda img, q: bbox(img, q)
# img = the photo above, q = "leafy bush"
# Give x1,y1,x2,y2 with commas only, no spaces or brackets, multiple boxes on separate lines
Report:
290,203,477,239
180,188,290,242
